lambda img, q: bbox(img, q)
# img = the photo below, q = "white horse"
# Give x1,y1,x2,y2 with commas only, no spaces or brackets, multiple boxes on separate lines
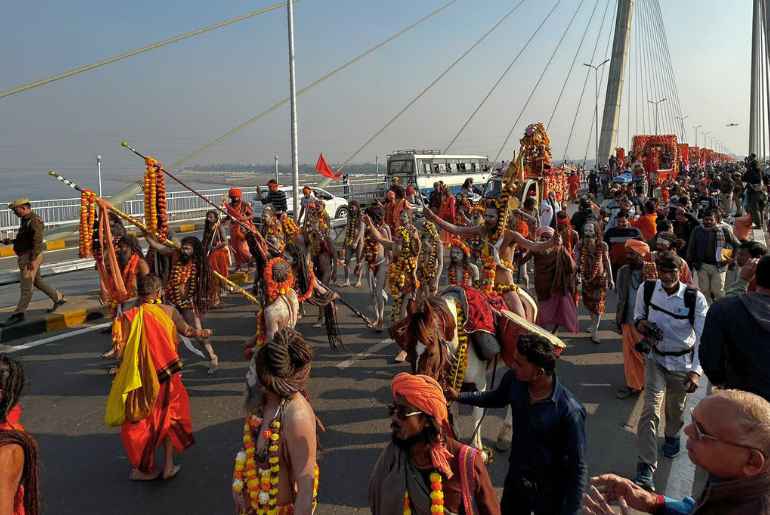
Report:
402,287,538,454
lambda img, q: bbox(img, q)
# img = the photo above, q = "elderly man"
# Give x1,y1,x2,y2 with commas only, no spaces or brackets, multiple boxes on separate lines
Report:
2,198,65,326
583,389,770,515
369,373,500,515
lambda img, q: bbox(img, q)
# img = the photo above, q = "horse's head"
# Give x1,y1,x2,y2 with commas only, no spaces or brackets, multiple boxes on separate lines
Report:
393,296,455,380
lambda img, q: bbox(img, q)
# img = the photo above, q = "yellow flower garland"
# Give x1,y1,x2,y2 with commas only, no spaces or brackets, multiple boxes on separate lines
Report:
403,471,444,514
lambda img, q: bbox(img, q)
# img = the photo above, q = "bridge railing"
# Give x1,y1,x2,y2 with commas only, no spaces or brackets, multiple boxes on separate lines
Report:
0,175,388,239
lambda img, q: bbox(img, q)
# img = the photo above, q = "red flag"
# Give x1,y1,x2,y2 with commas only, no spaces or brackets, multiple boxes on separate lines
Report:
315,153,341,180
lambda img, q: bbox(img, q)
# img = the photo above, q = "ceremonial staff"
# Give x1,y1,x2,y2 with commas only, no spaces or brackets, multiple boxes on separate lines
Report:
48,170,259,305
121,141,270,258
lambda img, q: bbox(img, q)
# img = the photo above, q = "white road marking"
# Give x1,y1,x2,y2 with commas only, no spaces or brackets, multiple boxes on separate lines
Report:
1,322,111,354
579,383,612,387
663,378,708,500
336,338,394,369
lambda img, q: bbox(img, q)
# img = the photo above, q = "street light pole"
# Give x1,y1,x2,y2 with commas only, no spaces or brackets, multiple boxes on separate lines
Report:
675,115,688,141
703,131,711,149
286,0,300,219
96,155,103,197
274,155,279,183
648,98,667,134
693,124,702,146
584,58,610,168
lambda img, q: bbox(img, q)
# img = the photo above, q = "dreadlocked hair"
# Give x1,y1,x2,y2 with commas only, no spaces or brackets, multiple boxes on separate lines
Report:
116,234,143,256
181,236,211,314
254,328,313,399
138,274,163,299
202,210,221,250
485,197,510,241
366,205,385,225
0,355,24,423
0,355,40,515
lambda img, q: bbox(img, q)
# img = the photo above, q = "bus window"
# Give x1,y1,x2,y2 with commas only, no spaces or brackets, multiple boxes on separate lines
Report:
446,161,454,173
437,163,446,173
470,162,477,172
388,160,414,175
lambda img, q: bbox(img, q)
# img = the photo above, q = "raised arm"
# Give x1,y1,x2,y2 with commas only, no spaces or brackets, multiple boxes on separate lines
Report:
144,233,176,256
509,230,560,253
362,216,393,250
513,208,538,225
169,306,212,338
423,207,482,237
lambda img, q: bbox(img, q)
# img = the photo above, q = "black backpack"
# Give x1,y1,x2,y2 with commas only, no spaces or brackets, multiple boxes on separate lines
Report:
642,280,698,327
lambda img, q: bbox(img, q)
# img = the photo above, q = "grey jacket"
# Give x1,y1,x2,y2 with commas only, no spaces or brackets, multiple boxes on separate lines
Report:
693,474,770,515
614,265,643,329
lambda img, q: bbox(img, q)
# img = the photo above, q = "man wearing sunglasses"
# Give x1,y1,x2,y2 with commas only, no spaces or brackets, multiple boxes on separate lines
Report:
582,389,770,514
369,372,500,515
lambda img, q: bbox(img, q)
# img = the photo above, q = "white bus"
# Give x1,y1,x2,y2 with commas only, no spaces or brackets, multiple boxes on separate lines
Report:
386,150,492,196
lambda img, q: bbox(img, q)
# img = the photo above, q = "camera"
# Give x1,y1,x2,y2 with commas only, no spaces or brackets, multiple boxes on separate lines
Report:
634,321,663,354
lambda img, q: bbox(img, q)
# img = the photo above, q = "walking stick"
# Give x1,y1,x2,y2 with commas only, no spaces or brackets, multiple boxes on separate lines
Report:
121,141,270,257
48,170,259,305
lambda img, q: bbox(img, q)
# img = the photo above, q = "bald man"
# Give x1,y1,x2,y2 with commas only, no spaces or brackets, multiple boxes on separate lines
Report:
583,389,770,514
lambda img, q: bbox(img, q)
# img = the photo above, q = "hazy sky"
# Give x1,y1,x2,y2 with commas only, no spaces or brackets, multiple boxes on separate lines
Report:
0,0,753,196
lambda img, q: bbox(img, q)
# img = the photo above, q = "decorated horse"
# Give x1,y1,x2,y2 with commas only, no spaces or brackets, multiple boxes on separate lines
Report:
392,285,564,458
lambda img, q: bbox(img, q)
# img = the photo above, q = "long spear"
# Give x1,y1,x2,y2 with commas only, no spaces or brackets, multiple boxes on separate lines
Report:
48,170,259,305
121,141,269,257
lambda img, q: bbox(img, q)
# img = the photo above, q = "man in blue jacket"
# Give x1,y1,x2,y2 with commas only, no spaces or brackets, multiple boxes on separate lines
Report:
447,334,587,515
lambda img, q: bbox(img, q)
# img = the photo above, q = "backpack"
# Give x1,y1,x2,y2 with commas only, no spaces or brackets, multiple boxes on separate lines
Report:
642,280,697,327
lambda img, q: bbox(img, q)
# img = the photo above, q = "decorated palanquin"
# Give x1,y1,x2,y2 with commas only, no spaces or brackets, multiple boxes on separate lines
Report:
677,144,689,168
701,148,715,165
632,134,679,184
616,147,626,166
514,122,568,203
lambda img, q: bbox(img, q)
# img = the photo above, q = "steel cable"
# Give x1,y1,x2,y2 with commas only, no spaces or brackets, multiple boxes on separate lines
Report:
546,0,601,130
336,0,522,170
0,1,288,100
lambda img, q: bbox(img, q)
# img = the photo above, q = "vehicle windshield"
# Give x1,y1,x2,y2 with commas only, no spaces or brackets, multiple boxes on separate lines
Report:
484,179,502,198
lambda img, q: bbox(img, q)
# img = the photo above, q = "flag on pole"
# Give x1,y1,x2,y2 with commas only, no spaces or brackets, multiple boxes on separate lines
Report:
315,153,341,180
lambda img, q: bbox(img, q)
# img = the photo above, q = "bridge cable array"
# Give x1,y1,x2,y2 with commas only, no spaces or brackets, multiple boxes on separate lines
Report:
168,0,458,172
0,1,289,100
443,0,561,154
335,0,525,171
562,0,613,162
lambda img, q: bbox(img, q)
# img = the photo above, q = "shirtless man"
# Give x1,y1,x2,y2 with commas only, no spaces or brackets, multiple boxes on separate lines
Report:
339,200,365,287
416,221,443,298
238,328,318,515
424,198,559,318
359,206,391,331
446,238,480,288
243,258,299,352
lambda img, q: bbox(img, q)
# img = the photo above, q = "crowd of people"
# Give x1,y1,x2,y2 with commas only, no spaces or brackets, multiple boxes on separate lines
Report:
1,151,770,515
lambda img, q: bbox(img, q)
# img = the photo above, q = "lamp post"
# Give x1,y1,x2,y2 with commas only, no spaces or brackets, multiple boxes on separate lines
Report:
584,58,610,168
287,0,300,219
96,155,103,197
693,124,702,146
274,154,279,183
648,98,668,134
703,131,711,149
675,115,688,141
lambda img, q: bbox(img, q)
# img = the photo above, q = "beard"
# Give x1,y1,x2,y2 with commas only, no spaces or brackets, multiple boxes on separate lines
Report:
391,431,425,450
179,252,192,263
117,251,130,268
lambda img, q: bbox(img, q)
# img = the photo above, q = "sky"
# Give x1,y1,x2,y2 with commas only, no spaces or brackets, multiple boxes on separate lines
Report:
0,0,754,198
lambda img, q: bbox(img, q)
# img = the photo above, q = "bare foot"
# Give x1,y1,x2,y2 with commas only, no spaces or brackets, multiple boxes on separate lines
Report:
394,350,407,363
340,280,350,288
353,281,363,288
208,355,219,375
129,469,161,481
163,465,181,480
101,349,116,359
312,319,325,328
376,319,384,333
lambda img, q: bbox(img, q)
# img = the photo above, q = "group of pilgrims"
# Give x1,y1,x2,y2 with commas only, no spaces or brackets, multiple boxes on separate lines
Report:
2,142,611,515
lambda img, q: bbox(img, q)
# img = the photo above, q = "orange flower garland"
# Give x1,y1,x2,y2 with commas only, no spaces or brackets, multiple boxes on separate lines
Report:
143,157,168,238
166,261,196,309
78,190,96,258
264,257,295,303
403,471,444,514
232,412,320,515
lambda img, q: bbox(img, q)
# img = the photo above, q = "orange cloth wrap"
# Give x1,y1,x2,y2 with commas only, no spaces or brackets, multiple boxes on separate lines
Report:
391,372,454,478
624,239,650,259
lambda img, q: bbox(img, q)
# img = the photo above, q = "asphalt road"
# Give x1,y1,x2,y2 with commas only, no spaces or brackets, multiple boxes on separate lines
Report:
4,274,697,515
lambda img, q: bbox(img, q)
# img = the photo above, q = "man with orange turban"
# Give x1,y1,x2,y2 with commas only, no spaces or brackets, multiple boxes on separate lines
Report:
614,239,653,399
369,373,499,515
225,188,255,271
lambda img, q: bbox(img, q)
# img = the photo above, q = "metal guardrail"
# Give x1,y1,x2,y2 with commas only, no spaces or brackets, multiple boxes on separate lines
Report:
0,175,388,239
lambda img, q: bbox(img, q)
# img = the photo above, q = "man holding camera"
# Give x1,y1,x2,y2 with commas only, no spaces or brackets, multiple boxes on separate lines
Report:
632,252,708,491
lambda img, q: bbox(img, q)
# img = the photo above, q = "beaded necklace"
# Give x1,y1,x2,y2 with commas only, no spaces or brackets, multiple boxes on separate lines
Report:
166,260,196,308
579,240,604,283
344,211,361,247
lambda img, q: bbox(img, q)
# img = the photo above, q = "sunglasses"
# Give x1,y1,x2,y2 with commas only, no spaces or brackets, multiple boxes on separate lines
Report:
388,403,422,420
690,409,767,459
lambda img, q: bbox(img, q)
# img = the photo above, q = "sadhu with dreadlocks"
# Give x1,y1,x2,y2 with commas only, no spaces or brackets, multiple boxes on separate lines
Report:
106,275,212,481
0,355,40,515
145,234,219,373
236,328,319,515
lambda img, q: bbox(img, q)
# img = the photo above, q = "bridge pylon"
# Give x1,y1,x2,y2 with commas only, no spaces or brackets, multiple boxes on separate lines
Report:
598,0,635,165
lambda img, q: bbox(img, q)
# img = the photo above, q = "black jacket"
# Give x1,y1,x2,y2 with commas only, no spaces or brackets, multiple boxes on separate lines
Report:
700,292,770,401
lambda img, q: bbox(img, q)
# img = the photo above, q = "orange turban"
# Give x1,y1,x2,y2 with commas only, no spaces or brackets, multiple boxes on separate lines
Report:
391,372,454,478
625,239,650,259
228,188,242,198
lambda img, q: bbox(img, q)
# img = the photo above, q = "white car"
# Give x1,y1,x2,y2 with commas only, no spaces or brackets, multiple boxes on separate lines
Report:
254,185,349,221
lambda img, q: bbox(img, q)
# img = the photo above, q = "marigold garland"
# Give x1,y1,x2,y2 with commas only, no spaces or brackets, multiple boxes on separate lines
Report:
78,190,97,258
579,241,604,283
166,261,196,309
143,157,168,239
232,410,319,515
264,257,295,303
447,265,473,288
403,471,444,514
448,307,469,391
